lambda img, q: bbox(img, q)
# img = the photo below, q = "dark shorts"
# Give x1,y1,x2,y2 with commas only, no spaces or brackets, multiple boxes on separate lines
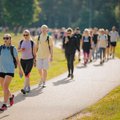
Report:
20,58,33,76
111,42,116,47
0,72,14,78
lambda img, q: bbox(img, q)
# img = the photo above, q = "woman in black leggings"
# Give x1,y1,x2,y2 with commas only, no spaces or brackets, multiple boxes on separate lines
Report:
63,28,80,79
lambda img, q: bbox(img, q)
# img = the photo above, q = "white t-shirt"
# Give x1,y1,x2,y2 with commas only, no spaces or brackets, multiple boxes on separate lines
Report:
98,34,108,48
109,31,119,42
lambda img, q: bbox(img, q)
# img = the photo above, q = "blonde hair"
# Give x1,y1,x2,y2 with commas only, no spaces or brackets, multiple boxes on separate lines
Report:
66,27,73,33
41,25,48,29
23,29,32,40
23,29,30,35
4,33,11,39
4,33,12,45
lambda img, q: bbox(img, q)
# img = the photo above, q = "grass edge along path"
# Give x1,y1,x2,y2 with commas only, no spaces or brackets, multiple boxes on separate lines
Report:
66,41,120,120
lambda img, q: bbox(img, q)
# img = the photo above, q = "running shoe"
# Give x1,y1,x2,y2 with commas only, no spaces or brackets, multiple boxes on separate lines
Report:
42,82,46,88
67,74,71,78
0,104,7,111
9,94,14,106
21,89,26,94
26,86,30,93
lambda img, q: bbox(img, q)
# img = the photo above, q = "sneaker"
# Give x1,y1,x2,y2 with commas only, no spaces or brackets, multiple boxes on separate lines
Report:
26,86,30,93
100,61,103,65
9,94,14,106
21,89,26,94
0,104,7,111
67,74,71,78
78,58,81,62
42,82,46,88
89,59,92,63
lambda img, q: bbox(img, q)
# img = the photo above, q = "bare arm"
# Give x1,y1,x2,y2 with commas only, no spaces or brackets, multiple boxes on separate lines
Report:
15,56,23,76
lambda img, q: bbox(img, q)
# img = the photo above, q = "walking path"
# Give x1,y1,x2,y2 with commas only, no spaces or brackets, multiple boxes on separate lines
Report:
0,56,120,120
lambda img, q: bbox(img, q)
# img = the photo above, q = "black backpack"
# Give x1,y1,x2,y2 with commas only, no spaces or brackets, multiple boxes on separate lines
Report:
19,40,34,58
0,45,17,68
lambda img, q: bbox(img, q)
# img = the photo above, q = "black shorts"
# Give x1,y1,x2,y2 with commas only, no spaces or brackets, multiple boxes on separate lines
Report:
0,72,14,78
20,58,34,76
111,42,116,47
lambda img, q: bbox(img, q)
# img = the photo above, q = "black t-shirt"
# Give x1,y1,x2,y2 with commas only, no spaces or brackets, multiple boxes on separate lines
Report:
92,34,98,44
63,35,80,54
74,33,82,44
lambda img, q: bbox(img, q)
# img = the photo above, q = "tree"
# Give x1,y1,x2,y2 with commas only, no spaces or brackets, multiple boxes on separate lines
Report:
39,0,119,30
3,0,41,28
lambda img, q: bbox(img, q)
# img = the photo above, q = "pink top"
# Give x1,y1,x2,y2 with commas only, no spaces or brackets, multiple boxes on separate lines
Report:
19,40,34,60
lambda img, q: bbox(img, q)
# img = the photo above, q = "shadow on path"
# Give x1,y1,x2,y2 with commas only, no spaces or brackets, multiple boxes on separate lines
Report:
53,77,74,86
93,64,103,67
14,86,43,105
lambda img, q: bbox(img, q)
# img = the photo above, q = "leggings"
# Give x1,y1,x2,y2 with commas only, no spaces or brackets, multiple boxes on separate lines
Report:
65,53,75,75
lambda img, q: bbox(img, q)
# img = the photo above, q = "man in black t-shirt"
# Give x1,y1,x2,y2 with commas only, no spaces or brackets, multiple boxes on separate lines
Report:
73,27,82,61
92,27,98,60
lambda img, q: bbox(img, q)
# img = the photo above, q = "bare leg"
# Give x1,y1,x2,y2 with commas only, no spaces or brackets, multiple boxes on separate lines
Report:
3,76,12,104
42,69,47,82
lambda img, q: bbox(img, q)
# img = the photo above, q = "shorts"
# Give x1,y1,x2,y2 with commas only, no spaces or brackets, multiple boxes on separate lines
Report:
0,72,14,78
111,42,116,47
37,58,49,70
20,58,33,76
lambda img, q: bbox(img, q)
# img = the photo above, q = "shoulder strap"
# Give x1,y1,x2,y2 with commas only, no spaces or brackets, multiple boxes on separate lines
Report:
19,40,23,48
38,34,41,42
46,36,51,52
0,45,4,55
30,40,34,58
10,46,17,68
30,40,34,48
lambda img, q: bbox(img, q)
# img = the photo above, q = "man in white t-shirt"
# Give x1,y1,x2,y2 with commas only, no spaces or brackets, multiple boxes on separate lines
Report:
36,25,53,87
109,26,119,58
98,29,108,64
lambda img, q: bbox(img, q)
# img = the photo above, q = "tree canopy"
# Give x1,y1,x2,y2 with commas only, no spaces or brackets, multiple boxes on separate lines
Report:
0,0,119,31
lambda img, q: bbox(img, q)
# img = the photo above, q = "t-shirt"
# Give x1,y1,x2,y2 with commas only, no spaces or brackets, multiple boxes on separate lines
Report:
19,40,34,60
37,34,53,59
0,46,18,73
92,34,98,44
109,31,119,42
98,34,107,48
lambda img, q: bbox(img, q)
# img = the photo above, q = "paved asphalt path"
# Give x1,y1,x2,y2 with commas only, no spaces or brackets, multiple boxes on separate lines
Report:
0,56,120,120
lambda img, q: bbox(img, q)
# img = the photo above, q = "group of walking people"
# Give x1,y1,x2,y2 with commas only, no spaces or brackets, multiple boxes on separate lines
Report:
62,26,119,79
0,25,119,111
0,25,53,111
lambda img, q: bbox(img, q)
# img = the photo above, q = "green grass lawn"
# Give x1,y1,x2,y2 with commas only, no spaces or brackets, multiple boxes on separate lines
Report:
116,41,120,58
66,41,120,120
0,32,70,96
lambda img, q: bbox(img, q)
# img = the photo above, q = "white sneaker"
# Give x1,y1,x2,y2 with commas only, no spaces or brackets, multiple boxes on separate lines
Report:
42,82,46,88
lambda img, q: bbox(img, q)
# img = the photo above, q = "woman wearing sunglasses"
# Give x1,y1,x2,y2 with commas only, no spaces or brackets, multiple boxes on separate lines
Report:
18,30,36,94
0,34,23,111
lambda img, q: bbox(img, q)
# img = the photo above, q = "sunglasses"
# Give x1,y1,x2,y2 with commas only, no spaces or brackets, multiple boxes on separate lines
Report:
67,32,71,34
3,37,11,40
23,34,29,37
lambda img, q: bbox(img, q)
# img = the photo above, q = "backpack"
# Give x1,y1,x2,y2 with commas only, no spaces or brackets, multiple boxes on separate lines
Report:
19,40,34,58
0,45,17,68
38,34,51,52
